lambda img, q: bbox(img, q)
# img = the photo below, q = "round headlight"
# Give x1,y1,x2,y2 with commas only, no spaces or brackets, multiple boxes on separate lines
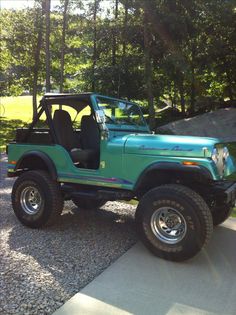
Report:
211,148,219,164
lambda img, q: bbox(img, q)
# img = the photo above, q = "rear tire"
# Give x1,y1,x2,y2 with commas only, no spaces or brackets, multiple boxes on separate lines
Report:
12,170,64,228
135,184,213,261
72,197,106,210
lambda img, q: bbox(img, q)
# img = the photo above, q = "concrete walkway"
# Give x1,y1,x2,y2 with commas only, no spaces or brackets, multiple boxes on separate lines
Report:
53,218,236,315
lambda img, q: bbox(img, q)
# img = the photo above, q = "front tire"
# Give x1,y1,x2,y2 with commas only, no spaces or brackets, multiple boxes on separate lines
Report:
12,170,64,228
135,184,213,261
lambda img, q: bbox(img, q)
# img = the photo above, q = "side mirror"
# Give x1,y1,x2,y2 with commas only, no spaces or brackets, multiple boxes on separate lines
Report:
95,110,109,139
95,110,106,124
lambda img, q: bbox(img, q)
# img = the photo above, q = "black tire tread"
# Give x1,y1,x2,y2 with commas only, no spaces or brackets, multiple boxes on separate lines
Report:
12,170,64,227
136,184,213,261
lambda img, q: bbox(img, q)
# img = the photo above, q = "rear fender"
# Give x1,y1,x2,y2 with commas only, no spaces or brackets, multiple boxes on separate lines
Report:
12,151,57,180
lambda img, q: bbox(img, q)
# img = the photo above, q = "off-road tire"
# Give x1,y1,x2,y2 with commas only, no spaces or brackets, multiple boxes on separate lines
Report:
135,184,213,261
211,204,233,226
12,170,64,228
72,197,106,210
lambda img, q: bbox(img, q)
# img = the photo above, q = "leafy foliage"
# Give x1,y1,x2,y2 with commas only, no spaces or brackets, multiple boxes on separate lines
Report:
0,0,235,125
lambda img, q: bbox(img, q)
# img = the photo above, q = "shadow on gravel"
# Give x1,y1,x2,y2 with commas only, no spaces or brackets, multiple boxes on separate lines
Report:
1,153,137,312
0,178,14,203
0,189,11,198
7,205,137,296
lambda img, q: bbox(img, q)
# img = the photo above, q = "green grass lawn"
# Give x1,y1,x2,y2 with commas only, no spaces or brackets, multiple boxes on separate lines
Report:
1,95,36,122
0,95,91,151
0,96,36,151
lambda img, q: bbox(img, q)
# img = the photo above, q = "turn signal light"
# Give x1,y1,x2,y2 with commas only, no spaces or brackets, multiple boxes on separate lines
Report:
9,161,17,165
182,161,199,166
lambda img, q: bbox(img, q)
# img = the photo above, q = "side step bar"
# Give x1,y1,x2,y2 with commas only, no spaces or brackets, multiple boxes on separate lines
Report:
62,184,134,201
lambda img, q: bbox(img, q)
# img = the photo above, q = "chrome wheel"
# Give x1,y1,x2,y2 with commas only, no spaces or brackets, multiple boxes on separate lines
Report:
20,186,42,215
150,207,187,244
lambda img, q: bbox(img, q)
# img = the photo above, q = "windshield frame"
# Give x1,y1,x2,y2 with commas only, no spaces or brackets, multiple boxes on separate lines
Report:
94,94,149,132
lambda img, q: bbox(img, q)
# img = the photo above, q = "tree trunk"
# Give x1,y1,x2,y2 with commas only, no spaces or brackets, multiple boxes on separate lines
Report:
112,0,119,95
92,0,98,91
190,62,195,114
225,67,234,101
112,0,118,66
60,0,69,93
177,71,185,115
179,79,185,115
45,0,51,93
122,1,128,58
189,40,196,114
143,7,155,131
118,0,128,98
32,5,43,120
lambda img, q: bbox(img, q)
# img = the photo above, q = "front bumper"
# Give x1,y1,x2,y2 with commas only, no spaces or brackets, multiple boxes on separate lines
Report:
208,181,236,207
225,182,236,205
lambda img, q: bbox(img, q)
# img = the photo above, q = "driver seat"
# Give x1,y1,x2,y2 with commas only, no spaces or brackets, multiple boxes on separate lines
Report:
53,110,99,168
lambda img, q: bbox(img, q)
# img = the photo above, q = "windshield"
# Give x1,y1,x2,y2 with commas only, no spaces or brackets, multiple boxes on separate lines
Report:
96,96,146,127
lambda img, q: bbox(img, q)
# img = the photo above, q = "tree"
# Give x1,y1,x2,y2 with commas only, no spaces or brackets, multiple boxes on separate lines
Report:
1,0,235,118
143,2,155,129
45,0,51,93
60,0,69,93
112,0,119,67
91,0,100,91
32,1,44,119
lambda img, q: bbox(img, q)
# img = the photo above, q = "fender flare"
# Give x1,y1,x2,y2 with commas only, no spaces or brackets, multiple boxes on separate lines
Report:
15,151,57,180
134,162,213,192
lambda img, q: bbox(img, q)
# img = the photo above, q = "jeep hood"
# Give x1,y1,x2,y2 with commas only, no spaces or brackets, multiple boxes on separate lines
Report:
124,134,220,158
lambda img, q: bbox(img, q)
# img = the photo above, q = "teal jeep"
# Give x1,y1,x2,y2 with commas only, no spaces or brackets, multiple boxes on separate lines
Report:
7,93,236,261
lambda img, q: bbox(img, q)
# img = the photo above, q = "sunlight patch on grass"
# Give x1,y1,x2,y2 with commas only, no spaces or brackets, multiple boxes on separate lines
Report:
0,95,91,151
1,96,36,122
0,96,40,151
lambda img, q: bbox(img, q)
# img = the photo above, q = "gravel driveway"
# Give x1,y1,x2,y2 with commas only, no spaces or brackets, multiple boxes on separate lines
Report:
0,155,137,315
